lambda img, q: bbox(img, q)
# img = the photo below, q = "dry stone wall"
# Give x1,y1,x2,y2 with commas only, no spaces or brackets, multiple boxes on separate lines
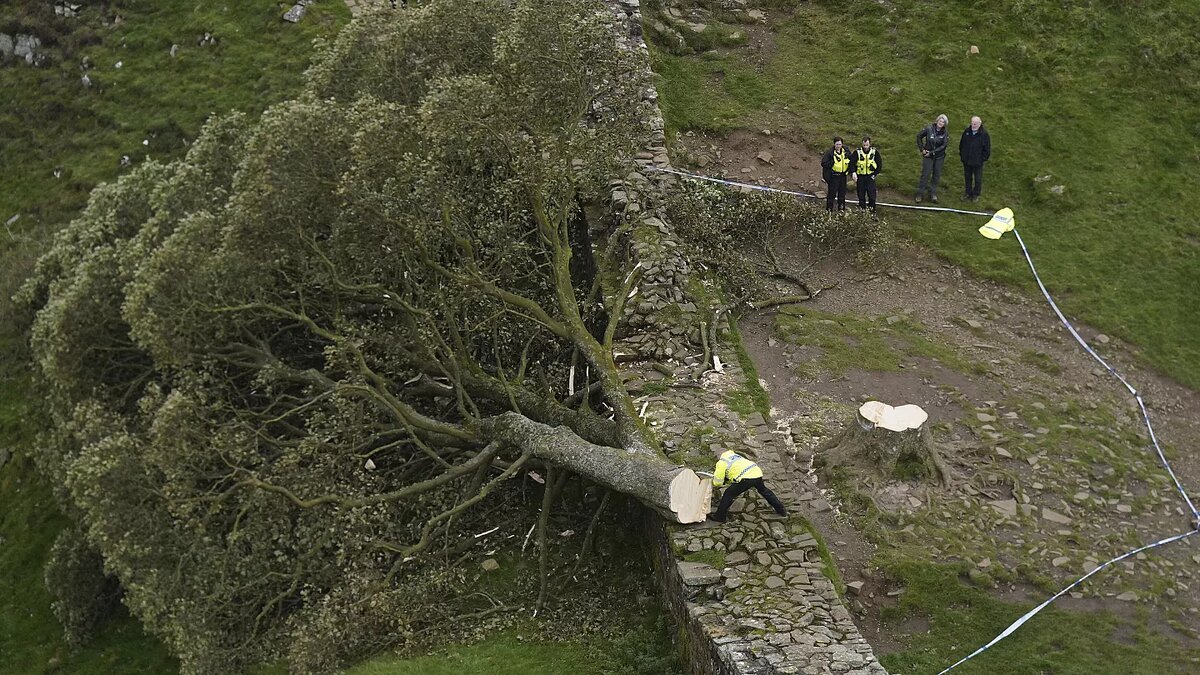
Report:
602,1,887,673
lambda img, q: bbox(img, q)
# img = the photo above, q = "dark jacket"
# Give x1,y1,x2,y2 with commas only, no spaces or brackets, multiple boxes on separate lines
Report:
852,147,882,177
959,126,991,166
916,124,949,158
821,146,852,181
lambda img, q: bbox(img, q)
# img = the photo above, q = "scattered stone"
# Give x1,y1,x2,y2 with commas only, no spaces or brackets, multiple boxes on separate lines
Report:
810,498,832,513
1042,508,1071,525
1116,591,1138,602
976,412,997,423
1096,334,1110,344
969,45,980,55
678,561,722,586
1050,184,1065,195
1052,556,1070,567
989,499,1017,518
481,558,500,572
846,581,865,595
756,150,774,164
1116,504,1132,513
886,315,902,325
995,447,1013,459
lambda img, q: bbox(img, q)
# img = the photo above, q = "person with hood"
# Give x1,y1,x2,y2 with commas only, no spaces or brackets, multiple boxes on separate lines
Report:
915,113,949,203
959,116,991,201
821,136,852,212
709,449,788,523
851,135,883,212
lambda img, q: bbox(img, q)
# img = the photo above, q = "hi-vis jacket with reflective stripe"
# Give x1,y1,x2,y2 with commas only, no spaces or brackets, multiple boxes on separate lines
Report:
713,450,763,487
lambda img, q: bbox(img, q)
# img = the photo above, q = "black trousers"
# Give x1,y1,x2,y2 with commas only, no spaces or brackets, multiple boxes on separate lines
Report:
714,478,787,520
825,174,848,211
856,175,877,211
964,163,983,197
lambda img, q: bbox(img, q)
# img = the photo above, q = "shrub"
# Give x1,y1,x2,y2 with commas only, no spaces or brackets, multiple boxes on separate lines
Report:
665,180,891,302
43,526,122,649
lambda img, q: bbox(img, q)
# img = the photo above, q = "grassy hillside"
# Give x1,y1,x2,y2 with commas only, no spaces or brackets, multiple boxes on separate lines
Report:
0,2,349,673
649,0,1200,388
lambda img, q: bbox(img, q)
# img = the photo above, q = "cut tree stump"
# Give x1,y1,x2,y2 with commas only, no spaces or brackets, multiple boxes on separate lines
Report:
818,401,952,486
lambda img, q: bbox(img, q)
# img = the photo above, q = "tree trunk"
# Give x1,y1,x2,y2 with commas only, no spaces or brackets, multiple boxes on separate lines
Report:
482,411,712,523
818,401,951,485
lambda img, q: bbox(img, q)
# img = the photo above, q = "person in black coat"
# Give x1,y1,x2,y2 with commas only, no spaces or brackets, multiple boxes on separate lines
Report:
821,136,851,212
851,136,882,213
959,116,991,202
914,114,949,203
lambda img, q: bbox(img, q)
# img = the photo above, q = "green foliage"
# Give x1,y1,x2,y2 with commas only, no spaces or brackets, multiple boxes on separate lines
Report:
43,527,122,650
649,0,1200,388
666,181,889,303
16,2,653,673
0,451,178,675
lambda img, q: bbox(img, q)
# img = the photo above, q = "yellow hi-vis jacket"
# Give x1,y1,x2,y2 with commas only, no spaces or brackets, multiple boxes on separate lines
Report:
713,450,763,487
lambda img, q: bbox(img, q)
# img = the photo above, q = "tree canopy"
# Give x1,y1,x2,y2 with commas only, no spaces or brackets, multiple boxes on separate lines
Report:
17,1,694,671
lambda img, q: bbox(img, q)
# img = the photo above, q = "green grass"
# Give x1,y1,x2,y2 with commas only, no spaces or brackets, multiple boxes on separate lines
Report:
683,549,727,568
0,381,177,675
0,3,349,673
724,318,772,416
651,0,1200,389
878,559,1200,674
344,628,677,675
0,0,350,236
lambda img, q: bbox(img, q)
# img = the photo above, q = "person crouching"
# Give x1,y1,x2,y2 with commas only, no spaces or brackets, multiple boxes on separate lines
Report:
710,449,788,522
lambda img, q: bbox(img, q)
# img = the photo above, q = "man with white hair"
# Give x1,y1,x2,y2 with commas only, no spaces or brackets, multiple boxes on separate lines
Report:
915,113,949,203
959,116,991,202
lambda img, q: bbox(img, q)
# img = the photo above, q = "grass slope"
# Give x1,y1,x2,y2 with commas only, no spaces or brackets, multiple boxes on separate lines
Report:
0,2,348,673
650,0,1200,388
0,0,350,231
878,560,1200,675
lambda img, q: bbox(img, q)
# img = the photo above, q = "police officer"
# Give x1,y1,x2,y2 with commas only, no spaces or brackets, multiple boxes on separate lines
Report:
821,136,851,212
851,135,882,213
710,449,788,523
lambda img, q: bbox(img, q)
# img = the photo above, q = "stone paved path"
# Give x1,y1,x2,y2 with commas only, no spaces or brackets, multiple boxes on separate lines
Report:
631,354,886,675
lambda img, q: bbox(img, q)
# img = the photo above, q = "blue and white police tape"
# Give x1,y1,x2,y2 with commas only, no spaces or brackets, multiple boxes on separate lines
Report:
938,528,1200,674
1012,229,1198,521
641,161,1200,672
644,165,994,217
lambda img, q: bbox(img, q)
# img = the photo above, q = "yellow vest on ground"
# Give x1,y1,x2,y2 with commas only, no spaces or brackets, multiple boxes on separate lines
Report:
713,450,763,487
979,208,1016,239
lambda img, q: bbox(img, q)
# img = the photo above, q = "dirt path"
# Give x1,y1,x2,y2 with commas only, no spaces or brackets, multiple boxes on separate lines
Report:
737,236,1200,654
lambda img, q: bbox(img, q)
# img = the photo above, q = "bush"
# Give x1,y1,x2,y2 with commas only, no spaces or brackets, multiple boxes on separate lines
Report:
43,527,122,649
665,180,891,302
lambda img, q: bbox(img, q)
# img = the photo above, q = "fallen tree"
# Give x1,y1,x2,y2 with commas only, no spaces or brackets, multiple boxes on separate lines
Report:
17,2,707,672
